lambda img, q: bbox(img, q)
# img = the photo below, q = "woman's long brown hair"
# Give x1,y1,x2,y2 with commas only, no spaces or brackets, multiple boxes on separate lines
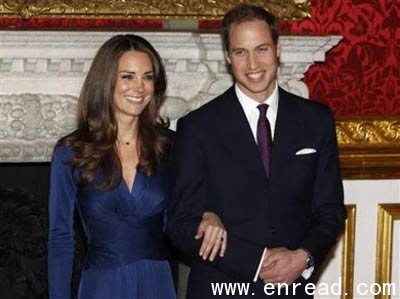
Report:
62,34,170,189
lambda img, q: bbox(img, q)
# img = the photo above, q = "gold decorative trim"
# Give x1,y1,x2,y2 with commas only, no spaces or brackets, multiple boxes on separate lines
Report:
337,117,400,146
375,204,400,299
0,0,311,20
336,117,400,179
341,205,356,299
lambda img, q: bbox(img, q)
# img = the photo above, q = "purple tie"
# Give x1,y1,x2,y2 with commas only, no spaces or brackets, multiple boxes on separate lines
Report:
257,104,272,177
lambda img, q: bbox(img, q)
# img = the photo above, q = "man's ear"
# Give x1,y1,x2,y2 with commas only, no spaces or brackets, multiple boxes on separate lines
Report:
276,41,281,58
225,51,231,64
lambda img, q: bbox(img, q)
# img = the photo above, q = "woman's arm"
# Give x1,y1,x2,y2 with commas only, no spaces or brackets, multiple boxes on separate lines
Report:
48,145,78,299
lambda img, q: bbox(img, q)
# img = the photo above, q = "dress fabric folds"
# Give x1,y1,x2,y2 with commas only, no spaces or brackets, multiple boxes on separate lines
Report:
48,145,176,299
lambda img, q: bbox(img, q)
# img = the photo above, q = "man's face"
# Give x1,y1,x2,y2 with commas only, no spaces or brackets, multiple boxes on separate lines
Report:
226,19,280,103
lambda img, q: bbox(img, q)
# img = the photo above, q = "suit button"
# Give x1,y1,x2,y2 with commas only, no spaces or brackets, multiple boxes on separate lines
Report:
270,226,276,235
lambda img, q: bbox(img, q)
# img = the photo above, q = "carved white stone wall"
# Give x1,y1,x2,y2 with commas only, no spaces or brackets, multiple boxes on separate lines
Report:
0,31,341,162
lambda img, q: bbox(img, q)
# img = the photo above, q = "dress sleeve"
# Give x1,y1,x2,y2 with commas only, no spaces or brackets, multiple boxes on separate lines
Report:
47,145,78,298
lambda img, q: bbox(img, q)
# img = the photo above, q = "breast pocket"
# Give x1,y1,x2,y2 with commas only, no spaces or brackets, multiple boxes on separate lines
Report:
284,152,319,199
292,152,318,175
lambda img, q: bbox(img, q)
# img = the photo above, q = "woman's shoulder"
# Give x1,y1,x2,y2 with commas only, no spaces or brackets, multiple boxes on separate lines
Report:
52,143,74,164
52,132,78,163
51,137,82,183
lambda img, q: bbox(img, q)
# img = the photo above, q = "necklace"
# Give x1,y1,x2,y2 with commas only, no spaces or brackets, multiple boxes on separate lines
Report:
118,138,135,146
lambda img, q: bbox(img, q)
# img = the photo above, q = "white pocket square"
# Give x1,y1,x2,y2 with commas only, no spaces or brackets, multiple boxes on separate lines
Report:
295,148,317,155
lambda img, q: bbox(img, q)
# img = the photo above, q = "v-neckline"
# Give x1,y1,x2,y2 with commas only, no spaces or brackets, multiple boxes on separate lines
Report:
123,168,139,194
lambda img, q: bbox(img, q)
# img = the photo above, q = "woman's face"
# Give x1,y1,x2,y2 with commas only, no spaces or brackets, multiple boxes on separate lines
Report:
113,50,155,122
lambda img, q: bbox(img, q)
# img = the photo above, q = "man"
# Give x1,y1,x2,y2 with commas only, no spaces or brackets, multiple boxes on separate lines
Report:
168,4,346,298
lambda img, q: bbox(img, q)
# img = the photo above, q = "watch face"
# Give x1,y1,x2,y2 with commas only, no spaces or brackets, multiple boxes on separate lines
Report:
301,248,314,269
307,255,315,268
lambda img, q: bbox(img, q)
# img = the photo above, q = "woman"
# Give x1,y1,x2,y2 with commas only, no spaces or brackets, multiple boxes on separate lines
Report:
48,34,226,298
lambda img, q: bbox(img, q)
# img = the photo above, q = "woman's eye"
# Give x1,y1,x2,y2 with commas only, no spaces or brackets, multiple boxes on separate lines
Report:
143,74,154,81
121,74,133,80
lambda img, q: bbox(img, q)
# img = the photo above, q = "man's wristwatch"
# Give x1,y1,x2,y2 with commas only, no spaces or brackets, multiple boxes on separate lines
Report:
302,249,315,269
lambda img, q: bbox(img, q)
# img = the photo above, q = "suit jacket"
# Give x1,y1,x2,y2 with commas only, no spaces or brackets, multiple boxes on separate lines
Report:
168,86,346,298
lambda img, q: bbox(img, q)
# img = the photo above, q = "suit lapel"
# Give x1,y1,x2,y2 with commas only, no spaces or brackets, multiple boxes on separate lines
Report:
215,87,267,178
214,87,303,186
269,88,303,186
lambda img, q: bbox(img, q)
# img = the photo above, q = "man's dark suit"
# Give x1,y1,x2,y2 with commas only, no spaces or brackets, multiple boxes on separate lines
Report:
168,86,346,298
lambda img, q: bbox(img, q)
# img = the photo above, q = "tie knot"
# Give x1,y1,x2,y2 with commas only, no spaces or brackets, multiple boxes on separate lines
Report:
257,104,269,116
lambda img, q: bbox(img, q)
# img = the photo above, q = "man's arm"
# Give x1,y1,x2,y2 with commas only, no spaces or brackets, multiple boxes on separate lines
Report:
167,117,265,281
299,109,346,266
260,108,346,283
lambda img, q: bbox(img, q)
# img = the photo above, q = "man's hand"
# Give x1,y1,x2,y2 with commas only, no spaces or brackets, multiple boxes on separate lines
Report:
195,211,228,262
259,247,308,285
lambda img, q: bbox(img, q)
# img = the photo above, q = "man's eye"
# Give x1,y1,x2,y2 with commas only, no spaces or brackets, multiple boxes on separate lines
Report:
232,50,245,56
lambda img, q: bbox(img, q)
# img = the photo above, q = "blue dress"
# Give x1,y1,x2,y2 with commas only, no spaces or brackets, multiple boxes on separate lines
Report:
48,145,176,299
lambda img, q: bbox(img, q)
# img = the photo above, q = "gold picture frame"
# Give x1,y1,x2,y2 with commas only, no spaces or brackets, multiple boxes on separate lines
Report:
0,0,311,20
341,204,356,299
337,117,400,179
375,204,400,299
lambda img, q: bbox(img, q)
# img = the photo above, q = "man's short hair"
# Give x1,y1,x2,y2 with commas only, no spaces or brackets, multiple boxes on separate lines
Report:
222,4,280,51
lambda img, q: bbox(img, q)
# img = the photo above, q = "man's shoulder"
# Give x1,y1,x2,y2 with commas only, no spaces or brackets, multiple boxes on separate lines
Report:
280,87,334,119
180,86,234,123
159,127,175,139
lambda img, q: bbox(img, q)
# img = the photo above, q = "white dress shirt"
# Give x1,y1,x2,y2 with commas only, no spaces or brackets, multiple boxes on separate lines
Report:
235,83,313,282
235,83,279,142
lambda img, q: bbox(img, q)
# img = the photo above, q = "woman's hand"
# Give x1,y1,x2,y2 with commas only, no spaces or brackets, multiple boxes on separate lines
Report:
194,211,227,262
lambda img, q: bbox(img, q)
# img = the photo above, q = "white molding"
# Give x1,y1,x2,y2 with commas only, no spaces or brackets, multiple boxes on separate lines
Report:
0,31,341,162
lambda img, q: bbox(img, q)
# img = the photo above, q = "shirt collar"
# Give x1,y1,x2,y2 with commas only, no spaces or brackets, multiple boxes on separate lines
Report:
235,82,279,118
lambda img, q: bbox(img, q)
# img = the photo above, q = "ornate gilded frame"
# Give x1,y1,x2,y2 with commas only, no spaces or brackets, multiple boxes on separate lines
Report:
341,205,356,299
375,204,400,299
0,0,311,20
337,117,400,179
